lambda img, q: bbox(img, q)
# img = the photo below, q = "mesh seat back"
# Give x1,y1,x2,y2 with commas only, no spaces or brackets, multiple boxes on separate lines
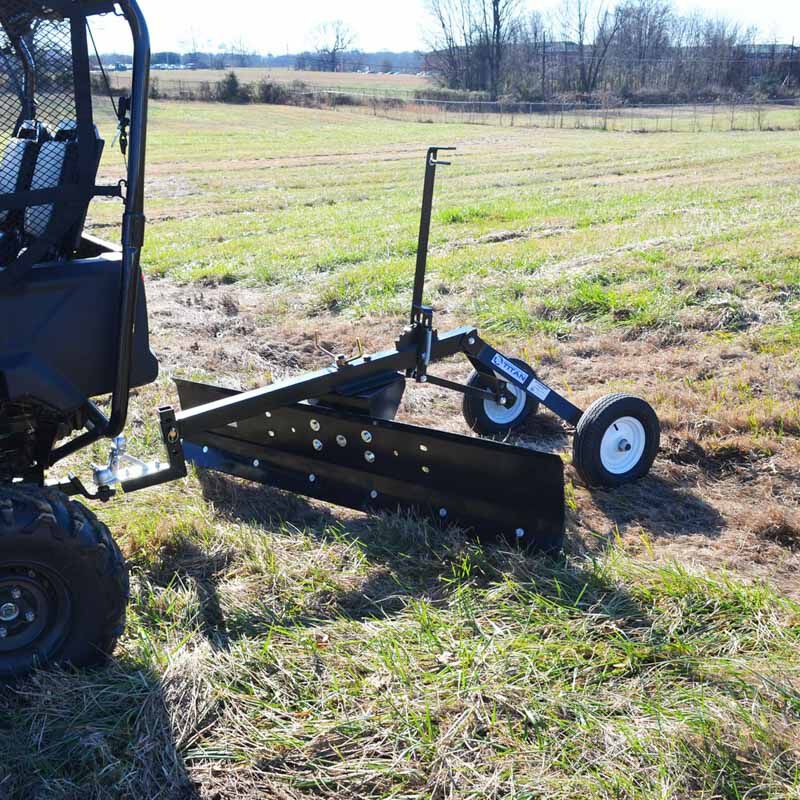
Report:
23,120,104,257
0,121,48,227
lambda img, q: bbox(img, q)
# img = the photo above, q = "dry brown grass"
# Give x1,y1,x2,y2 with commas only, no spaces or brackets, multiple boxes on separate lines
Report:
141,277,800,599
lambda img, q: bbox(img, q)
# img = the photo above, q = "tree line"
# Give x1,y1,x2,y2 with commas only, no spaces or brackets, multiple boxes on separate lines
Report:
425,0,800,101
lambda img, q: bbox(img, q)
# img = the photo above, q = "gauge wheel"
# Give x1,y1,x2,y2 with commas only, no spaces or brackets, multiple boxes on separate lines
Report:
572,393,660,487
0,486,129,681
462,358,539,436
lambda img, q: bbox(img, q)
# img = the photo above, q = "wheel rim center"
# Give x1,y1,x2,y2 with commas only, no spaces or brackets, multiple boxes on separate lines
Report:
483,373,526,425
0,568,64,653
600,417,647,475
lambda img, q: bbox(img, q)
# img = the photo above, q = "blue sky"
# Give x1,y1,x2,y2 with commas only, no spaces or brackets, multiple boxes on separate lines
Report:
94,0,800,54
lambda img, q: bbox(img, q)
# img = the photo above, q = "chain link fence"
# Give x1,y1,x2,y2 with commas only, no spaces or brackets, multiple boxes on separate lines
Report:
108,73,800,133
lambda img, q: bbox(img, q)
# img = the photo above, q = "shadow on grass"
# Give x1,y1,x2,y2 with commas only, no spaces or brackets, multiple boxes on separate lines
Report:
132,470,661,647
0,663,201,799
586,473,725,538
2,471,730,797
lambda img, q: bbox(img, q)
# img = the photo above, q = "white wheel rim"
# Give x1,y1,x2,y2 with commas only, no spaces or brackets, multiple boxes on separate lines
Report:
599,416,646,475
482,373,527,425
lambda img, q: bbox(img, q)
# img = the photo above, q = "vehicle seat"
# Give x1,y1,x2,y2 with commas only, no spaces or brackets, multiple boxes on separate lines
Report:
0,120,50,264
24,120,104,260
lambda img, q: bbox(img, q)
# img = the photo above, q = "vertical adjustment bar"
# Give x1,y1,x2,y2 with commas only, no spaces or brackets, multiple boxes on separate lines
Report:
410,146,455,324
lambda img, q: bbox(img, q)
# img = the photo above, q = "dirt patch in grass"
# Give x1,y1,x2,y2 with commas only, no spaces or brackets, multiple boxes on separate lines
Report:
662,434,777,476
144,278,800,598
751,509,800,552
147,282,387,382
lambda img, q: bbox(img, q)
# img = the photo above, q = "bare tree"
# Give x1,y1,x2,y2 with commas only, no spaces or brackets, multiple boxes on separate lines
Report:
611,0,672,91
558,0,622,93
230,36,253,69
426,0,519,97
487,0,521,98
311,20,356,72
179,28,208,68
425,0,794,101
425,0,479,90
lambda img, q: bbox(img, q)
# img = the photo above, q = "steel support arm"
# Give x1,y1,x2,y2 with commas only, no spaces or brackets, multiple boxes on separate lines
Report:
176,326,476,436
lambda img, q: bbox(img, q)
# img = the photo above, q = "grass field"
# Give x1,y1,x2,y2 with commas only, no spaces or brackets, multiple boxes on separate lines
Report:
108,67,433,97
2,102,800,799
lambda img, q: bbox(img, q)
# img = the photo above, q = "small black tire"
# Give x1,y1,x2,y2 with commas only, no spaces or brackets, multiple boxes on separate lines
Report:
462,358,539,436
572,393,660,487
0,486,129,681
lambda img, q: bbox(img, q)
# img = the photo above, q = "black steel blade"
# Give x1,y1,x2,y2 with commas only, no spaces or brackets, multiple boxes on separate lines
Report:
176,379,564,551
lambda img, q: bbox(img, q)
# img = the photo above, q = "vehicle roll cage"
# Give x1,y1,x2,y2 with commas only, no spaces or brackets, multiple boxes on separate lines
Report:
0,0,152,463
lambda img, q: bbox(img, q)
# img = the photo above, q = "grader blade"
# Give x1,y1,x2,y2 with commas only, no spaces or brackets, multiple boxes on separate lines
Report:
176,379,564,551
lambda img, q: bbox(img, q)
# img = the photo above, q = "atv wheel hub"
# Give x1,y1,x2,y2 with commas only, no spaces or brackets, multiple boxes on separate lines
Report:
0,567,68,653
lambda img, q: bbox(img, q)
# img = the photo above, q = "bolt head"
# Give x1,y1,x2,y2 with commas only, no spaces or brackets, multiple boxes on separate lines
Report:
24,611,35,623
309,474,316,483
253,459,260,468
370,490,378,499
310,419,321,432
0,627,6,639
10,588,21,600
420,375,428,383
364,451,376,463
336,435,347,447
313,439,323,451
515,528,525,539
439,508,448,518
361,430,372,444
468,337,476,346
499,397,508,406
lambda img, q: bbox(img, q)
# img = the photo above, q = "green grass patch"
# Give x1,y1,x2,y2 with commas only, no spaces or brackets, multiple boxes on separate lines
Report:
753,311,800,354
3,522,799,797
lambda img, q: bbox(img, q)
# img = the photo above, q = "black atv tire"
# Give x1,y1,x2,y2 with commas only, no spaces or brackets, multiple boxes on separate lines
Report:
0,485,128,680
